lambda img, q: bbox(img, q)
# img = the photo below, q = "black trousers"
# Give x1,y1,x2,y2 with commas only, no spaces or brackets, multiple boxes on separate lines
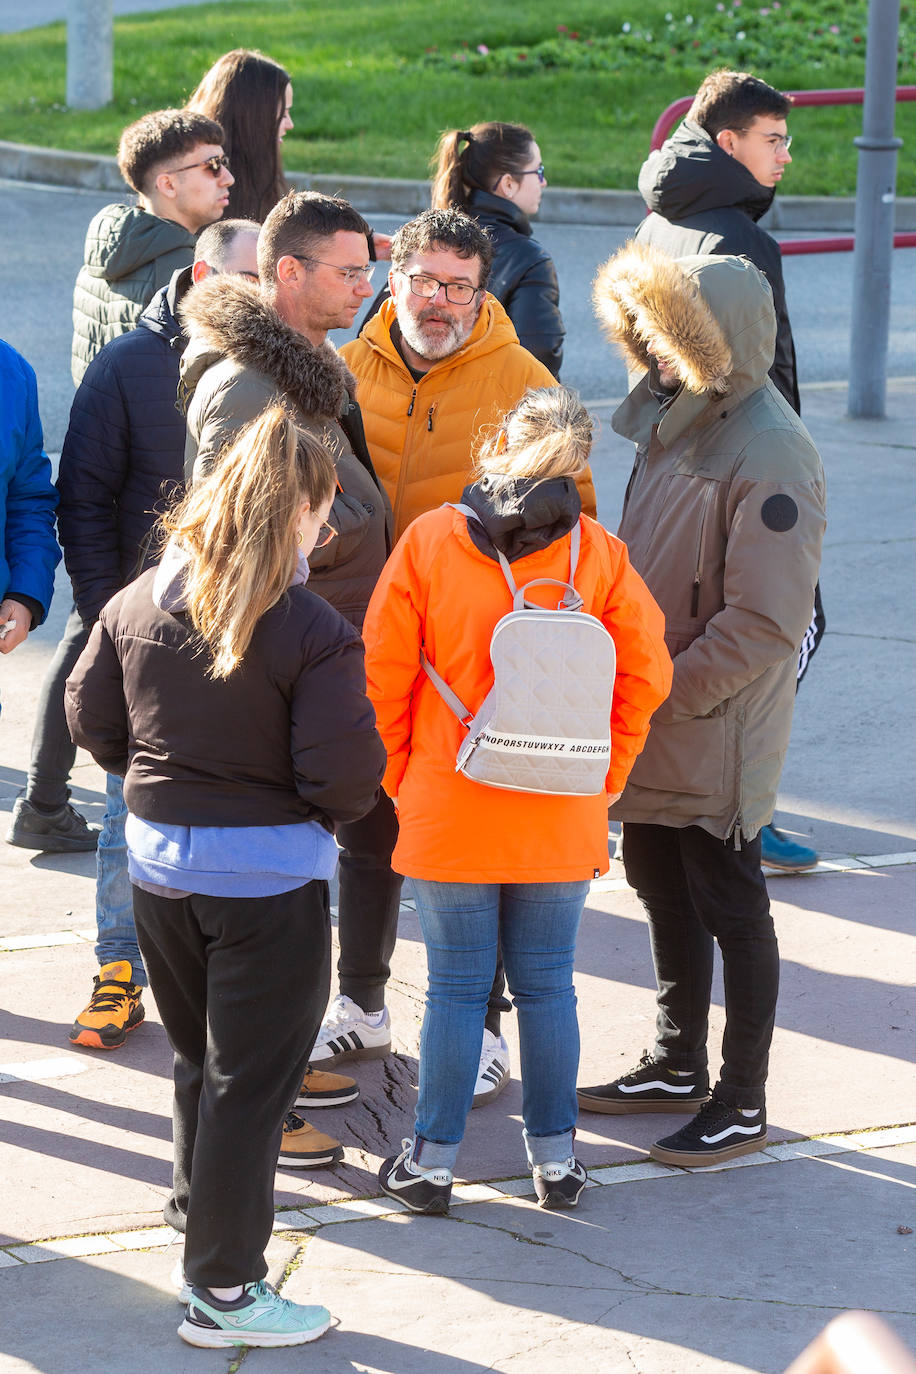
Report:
26,604,90,810
132,881,331,1287
622,823,779,1109
336,789,403,1012
335,789,509,1029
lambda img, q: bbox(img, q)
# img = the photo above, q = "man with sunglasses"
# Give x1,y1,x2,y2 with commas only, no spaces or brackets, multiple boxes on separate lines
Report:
635,69,825,874
72,109,233,385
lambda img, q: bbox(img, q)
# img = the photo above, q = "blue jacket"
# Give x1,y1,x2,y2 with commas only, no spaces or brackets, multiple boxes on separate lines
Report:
57,267,190,625
0,340,60,626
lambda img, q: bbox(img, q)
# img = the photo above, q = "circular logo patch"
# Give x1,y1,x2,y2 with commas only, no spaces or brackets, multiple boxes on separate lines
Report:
761,494,798,532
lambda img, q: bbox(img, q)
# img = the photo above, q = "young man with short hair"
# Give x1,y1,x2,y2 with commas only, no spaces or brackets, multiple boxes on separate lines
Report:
71,108,233,384
637,69,825,871
580,243,826,1164
52,221,261,1055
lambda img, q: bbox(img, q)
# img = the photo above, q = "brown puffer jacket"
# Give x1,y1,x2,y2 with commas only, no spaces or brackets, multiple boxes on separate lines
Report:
594,244,826,843
179,277,392,630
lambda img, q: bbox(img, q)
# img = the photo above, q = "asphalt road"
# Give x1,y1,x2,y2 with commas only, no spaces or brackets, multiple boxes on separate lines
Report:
2,178,916,449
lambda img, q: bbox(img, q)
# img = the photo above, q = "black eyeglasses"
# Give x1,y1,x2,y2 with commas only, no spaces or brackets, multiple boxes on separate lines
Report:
400,272,482,305
516,163,547,185
169,154,231,177
290,254,375,284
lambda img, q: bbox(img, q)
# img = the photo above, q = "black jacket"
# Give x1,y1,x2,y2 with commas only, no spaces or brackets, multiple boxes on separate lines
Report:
65,564,385,831
57,267,191,624
636,120,800,414
467,190,564,377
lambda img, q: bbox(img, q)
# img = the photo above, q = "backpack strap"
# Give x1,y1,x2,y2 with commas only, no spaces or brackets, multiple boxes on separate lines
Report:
420,650,473,727
450,501,584,610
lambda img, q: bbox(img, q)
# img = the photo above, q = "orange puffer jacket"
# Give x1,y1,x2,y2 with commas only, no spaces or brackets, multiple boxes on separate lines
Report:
362,507,672,883
341,297,596,539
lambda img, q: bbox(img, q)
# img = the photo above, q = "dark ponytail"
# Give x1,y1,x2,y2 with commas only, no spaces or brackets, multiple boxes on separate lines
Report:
431,121,535,210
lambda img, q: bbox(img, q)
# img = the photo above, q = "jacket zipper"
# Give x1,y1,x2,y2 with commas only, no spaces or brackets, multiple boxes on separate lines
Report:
427,404,436,432
690,482,715,618
406,387,416,417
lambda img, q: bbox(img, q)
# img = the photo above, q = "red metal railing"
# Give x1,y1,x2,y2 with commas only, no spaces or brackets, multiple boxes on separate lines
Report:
650,87,916,254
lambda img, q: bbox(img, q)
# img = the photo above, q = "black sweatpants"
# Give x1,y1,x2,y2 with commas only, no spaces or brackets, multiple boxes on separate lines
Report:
132,881,331,1287
622,823,779,1109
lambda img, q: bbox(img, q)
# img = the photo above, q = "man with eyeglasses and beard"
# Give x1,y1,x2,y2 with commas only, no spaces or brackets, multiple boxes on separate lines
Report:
72,109,234,385
636,69,826,873
178,190,393,1170
317,208,595,1111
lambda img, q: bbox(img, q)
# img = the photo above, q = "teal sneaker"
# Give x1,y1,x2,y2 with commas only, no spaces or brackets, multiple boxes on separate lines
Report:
760,825,818,873
178,1280,331,1348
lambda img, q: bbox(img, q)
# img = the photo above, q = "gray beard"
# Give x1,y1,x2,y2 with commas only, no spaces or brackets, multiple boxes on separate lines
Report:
398,307,476,361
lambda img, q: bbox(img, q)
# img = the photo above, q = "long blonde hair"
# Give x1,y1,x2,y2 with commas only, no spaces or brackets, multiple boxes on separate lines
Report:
161,407,336,679
476,386,592,494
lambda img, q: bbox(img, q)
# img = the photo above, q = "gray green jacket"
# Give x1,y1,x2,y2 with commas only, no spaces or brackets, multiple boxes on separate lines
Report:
71,204,195,385
595,246,825,842
179,276,392,631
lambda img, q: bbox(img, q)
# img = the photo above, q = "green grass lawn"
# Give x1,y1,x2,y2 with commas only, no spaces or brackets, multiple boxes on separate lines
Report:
1,0,914,194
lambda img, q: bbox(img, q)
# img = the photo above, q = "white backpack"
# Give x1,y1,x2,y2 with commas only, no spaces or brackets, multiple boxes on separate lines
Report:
421,505,616,796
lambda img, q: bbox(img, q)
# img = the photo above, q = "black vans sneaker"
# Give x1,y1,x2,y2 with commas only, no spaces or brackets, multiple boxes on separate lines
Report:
577,1051,710,1114
532,1157,588,1209
649,1093,767,1167
379,1139,452,1214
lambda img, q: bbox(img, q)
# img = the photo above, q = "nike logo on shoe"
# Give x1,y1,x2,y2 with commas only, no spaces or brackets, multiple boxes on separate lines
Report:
385,1163,452,1191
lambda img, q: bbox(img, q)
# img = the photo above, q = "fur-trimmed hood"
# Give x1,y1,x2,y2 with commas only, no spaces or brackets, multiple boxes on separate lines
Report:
594,242,776,391
594,244,777,447
178,275,357,419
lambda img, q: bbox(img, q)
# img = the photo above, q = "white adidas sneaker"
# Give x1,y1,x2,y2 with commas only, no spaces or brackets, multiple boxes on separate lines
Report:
472,1029,511,1107
309,994,392,1064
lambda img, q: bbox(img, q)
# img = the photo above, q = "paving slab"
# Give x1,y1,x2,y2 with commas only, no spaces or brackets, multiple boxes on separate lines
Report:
265,1142,916,1374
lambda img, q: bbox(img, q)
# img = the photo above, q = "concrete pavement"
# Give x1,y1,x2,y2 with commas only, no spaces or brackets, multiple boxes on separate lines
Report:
0,376,913,1370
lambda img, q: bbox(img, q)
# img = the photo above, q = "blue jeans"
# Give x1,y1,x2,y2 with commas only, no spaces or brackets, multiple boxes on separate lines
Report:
95,773,145,985
411,879,589,1171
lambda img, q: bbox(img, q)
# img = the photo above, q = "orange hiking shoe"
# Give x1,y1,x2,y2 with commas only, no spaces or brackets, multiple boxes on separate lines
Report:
69,961,145,1049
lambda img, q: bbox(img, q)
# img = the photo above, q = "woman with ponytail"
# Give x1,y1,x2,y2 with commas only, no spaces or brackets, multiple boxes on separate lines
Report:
430,121,565,376
363,386,671,1214
65,407,385,1349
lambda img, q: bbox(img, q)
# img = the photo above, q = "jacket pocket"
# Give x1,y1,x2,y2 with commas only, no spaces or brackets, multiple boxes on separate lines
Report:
628,711,728,797
308,492,372,571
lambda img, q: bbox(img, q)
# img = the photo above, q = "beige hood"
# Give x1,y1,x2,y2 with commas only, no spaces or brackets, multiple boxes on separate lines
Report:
594,243,777,445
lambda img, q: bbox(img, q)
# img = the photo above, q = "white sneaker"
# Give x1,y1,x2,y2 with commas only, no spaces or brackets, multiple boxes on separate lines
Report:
472,1029,511,1107
171,1254,192,1304
309,994,392,1064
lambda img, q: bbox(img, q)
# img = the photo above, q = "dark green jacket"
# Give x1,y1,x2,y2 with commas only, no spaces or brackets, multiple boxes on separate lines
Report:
71,203,195,384
595,247,825,842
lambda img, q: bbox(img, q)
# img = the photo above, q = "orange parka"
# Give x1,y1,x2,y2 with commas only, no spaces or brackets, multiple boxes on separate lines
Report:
341,297,597,539
362,506,672,884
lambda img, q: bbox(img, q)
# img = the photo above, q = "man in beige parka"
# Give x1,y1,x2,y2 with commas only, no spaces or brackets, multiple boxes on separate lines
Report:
577,244,825,1166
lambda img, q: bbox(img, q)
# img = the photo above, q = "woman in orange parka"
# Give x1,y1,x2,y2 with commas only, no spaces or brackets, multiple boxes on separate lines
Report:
363,386,672,1213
